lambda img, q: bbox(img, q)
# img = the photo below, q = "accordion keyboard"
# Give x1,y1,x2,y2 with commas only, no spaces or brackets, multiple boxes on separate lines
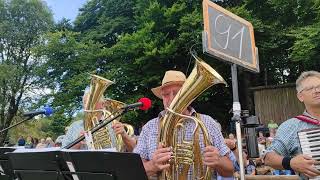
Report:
298,128,320,180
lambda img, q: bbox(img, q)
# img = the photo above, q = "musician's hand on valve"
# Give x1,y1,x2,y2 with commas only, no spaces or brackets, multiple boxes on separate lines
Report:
112,122,125,136
203,146,221,170
290,154,320,178
150,143,172,172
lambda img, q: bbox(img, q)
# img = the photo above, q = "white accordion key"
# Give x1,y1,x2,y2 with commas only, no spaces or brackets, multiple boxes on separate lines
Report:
298,128,320,173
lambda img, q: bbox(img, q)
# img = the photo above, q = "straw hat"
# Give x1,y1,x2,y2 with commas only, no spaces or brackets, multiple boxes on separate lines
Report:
151,70,186,99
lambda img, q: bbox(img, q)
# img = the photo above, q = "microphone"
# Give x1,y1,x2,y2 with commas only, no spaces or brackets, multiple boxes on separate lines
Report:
0,105,54,134
122,97,152,111
23,106,54,117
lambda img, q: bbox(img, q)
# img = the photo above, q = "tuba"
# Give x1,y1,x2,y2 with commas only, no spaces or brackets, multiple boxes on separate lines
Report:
158,53,226,180
84,74,134,151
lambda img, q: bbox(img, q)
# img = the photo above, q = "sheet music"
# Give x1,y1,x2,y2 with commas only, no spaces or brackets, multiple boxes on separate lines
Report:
60,147,117,152
12,147,117,153
0,147,19,149
13,147,61,153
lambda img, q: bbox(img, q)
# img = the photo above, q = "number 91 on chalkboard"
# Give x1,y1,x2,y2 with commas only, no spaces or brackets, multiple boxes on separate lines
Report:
202,0,259,73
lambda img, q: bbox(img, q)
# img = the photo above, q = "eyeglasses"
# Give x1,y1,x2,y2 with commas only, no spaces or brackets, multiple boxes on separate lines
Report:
300,84,320,93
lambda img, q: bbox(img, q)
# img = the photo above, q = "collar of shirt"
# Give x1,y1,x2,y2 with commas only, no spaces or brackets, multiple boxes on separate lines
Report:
158,106,197,118
303,110,320,120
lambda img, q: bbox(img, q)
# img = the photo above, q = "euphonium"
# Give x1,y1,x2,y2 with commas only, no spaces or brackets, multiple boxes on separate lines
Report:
103,98,135,151
84,74,134,151
158,53,226,180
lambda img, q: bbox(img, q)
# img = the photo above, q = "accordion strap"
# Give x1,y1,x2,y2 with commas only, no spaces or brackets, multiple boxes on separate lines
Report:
295,115,320,126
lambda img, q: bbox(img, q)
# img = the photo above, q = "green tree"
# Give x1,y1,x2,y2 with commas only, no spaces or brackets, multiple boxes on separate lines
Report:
0,0,53,144
36,0,139,130
37,0,320,133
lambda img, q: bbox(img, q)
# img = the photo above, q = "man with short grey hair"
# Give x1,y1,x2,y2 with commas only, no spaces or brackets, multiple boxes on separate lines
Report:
296,71,320,93
264,70,320,179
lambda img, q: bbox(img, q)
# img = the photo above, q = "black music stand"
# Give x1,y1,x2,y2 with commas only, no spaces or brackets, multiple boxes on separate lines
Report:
0,147,16,180
61,151,148,180
8,149,72,180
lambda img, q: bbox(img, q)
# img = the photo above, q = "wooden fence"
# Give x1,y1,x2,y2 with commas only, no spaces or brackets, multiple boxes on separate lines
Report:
251,84,305,126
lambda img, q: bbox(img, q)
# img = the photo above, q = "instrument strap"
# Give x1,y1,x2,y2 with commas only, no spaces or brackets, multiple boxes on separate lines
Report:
295,115,320,126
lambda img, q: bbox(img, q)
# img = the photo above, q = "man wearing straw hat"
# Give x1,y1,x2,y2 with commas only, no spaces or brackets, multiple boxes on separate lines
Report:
133,70,234,179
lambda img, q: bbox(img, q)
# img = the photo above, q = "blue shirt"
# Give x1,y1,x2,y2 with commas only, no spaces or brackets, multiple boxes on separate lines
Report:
266,111,320,179
267,111,319,157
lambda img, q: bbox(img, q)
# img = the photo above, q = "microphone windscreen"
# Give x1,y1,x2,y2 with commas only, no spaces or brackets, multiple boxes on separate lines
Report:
138,97,152,111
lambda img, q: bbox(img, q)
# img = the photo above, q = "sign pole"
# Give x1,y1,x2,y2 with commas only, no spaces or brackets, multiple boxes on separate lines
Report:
231,64,245,180
202,1,260,178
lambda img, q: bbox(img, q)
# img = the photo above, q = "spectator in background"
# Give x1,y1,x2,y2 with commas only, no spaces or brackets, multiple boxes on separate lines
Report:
36,138,47,148
4,141,10,147
243,150,256,175
228,133,237,144
257,131,266,157
234,150,256,176
24,136,34,149
257,131,266,145
266,120,278,148
266,128,276,148
17,136,25,146
55,135,64,147
33,138,39,148
46,137,55,148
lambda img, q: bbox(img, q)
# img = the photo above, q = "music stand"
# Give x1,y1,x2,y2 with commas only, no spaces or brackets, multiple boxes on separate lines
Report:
62,150,148,180
8,148,71,180
0,147,16,180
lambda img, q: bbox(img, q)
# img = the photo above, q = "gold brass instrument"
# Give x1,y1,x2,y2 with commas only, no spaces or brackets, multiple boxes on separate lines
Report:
84,74,134,151
103,98,135,151
158,53,226,180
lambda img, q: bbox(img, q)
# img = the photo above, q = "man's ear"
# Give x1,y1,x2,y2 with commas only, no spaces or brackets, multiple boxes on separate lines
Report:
297,92,304,102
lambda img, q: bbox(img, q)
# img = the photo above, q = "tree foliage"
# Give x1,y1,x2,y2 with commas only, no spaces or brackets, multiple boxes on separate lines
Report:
36,0,320,135
0,0,53,144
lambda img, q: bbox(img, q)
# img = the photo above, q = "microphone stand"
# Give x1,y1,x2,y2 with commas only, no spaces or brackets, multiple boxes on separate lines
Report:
63,108,129,149
0,115,35,133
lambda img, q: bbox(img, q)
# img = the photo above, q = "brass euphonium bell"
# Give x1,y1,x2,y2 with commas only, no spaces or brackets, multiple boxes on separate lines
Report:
158,52,227,180
84,74,134,151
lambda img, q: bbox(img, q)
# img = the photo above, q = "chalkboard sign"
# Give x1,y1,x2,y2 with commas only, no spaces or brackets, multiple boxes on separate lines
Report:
202,0,259,72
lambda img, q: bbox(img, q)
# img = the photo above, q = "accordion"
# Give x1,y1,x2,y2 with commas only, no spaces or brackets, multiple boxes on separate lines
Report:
298,128,320,180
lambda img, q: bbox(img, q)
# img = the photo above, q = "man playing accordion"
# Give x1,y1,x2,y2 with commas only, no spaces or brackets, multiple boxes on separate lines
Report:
264,71,320,179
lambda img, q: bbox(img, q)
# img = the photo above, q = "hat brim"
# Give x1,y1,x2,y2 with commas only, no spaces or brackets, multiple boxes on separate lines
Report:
151,81,185,99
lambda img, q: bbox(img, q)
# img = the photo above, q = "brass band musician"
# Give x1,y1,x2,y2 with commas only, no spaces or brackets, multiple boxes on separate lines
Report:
62,88,136,151
132,70,234,179
264,71,320,179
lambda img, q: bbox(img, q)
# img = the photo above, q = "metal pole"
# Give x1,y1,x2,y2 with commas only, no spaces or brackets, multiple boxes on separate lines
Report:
63,109,127,149
0,116,34,133
231,64,245,180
